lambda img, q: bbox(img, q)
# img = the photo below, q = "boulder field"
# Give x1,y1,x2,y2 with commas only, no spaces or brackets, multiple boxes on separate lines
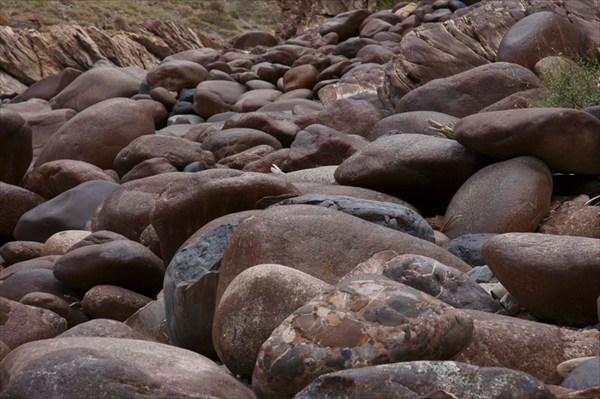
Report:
1,0,599,398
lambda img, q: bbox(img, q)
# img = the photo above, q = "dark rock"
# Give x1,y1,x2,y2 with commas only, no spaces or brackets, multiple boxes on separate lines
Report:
82,284,152,321
223,111,300,147
283,64,320,92
124,299,169,343
0,109,32,185
0,241,43,266
217,144,276,170
20,292,89,328
0,183,45,241
11,67,82,103
314,97,385,138
1,267,81,302
561,356,600,391
58,319,147,340
320,9,372,41
146,60,208,92
444,234,497,267
193,80,247,118
120,157,178,183
368,111,458,141
233,31,278,50
200,128,282,160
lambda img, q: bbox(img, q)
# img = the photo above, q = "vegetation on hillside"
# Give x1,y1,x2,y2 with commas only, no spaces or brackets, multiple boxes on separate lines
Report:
1,0,281,39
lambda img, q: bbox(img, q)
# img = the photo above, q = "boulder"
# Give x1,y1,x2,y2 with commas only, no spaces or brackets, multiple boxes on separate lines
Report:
442,156,552,238
200,128,282,160
53,239,165,297
58,319,146,340
334,134,489,212
164,210,260,358
368,111,458,141
453,108,600,176
151,170,299,264
49,67,141,112
382,254,502,313
0,109,32,185
496,11,595,70
222,111,300,147
0,241,43,266
253,275,473,398
444,233,497,267
11,67,82,103
296,361,555,399
124,299,169,343
283,64,320,91
0,267,81,302
14,180,119,243
23,108,77,162
113,134,215,176
455,310,600,384
561,356,600,391
193,80,247,118
0,337,256,398
35,98,156,170
22,160,117,199
482,233,600,326
0,297,67,349
213,264,330,379
217,145,276,170
19,292,89,328
314,97,385,138
217,205,471,305
81,284,152,321
270,194,434,242
146,60,208,92
233,31,278,50
319,9,372,41
394,62,538,118
120,157,178,183
538,200,600,239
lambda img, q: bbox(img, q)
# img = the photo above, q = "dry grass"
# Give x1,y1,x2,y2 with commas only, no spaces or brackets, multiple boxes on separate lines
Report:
2,0,281,39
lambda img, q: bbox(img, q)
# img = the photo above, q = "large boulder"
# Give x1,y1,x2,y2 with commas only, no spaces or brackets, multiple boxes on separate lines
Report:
217,205,470,305
453,108,600,176
394,62,538,117
482,233,600,327
11,67,82,103
213,264,330,379
296,361,555,399
49,66,141,112
253,275,473,398
200,128,282,161
442,156,553,238
146,60,208,92
0,109,32,185
14,180,118,243
334,134,489,212
368,111,458,141
0,337,256,398
35,98,156,170
193,80,247,118
0,183,44,241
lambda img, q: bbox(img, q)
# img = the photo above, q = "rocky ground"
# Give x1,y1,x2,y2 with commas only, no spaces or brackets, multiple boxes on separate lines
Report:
1,0,600,398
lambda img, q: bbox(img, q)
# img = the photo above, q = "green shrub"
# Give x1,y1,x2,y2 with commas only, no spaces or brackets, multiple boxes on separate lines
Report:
539,56,600,109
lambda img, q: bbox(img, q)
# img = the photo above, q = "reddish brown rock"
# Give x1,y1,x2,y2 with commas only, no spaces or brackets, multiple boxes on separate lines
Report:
20,292,89,328
193,80,247,118
482,233,600,327
146,60,208,92
23,160,117,199
0,266,81,302
120,157,178,183
0,297,67,349
455,310,600,384
0,337,256,399
124,299,168,343
314,97,385,138
443,156,552,239
82,284,152,321
395,63,538,118
496,11,595,71
217,144,276,170
0,255,58,280
35,98,156,170
58,318,147,339
49,66,141,112
151,170,300,264
284,124,367,171
200,128,282,160
0,241,43,266
11,67,82,103
24,108,77,162
113,134,215,176
0,109,32,185
539,200,600,239
213,264,331,379
320,9,372,41
368,111,458,141
233,89,283,112
233,31,278,50
222,111,300,147
53,239,165,297
217,205,470,304
283,64,320,92
253,275,473,398
334,134,489,212
453,108,600,176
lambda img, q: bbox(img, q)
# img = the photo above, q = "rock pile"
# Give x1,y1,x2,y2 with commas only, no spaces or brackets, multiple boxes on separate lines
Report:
1,0,599,398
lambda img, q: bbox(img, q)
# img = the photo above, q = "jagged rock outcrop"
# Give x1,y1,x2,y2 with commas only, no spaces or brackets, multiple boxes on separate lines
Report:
379,0,600,109
0,21,226,92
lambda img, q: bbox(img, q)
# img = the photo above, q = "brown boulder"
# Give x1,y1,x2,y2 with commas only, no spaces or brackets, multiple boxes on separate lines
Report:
334,134,489,212
443,156,552,239
23,160,117,199
217,205,470,304
319,9,372,41
0,241,42,266
49,66,141,112
217,144,276,170
368,111,458,141
20,292,89,328
539,200,600,239
113,134,215,176
193,80,247,118
233,89,283,112
482,233,600,327
0,266,81,302
283,64,320,92
455,309,600,384
233,31,278,50
284,124,367,171
395,62,539,117
0,337,256,399
222,111,300,147
0,183,44,240
23,108,77,162
151,170,300,264
0,109,32,185
496,11,595,70
53,239,165,297
58,318,146,339
11,67,82,103
213,264,330,379
120,157,178,183
200,128,282,160
453,108,600,176
35,98,156,170
146,60,208,92
314,97,385,138
0,297,67,349
82,284,152,321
